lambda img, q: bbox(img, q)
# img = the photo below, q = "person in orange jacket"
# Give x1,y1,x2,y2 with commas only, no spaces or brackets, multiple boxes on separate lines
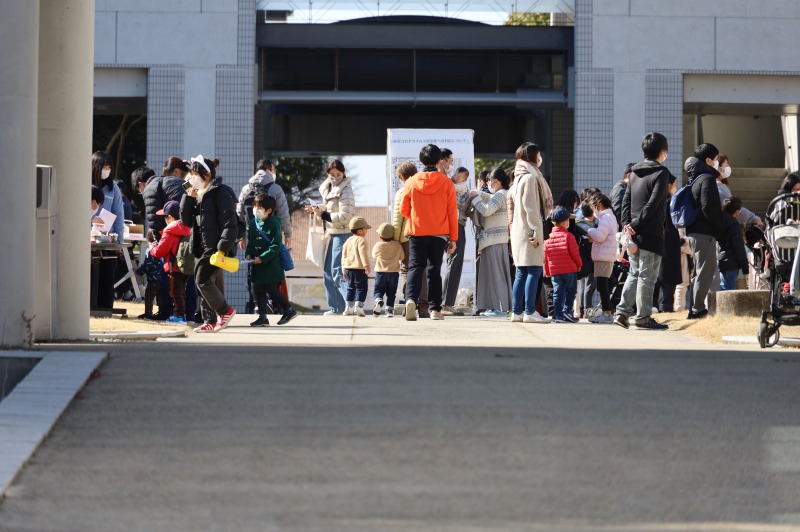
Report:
400,144,459,321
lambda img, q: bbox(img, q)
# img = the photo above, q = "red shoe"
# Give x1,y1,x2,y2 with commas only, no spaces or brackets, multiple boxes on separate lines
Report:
214,306,236,332
193,323,216,333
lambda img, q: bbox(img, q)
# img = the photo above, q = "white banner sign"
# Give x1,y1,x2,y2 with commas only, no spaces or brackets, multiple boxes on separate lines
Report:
386,129,477,297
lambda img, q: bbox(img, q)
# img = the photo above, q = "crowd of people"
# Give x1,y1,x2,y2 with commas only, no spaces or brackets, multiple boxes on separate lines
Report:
91,130,799,332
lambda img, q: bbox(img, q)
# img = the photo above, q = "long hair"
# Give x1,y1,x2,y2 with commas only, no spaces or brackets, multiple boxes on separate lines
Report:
92,151,114,189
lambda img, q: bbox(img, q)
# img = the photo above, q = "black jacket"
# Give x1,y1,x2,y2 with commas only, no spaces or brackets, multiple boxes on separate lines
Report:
622,160,672,256
180,182,239,258
717,212,749,273
144,175,186,235
684,157,724,239
659,205,683,286
610,178,627,220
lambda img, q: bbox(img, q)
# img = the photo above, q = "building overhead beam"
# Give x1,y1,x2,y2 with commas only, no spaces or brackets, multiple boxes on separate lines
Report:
258,90,567,106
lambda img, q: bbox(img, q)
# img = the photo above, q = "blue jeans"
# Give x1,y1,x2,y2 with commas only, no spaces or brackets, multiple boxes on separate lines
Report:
720,269,739,291
512,265,543,315
374,272,400,307
324,233,350,312
551,272,577,320
345,269,369,304
615,249,662,322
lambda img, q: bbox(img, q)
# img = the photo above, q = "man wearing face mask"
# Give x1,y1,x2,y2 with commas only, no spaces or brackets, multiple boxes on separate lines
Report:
683,143,724,320
613,132,674,331
437,148,454,177
143,156,189,239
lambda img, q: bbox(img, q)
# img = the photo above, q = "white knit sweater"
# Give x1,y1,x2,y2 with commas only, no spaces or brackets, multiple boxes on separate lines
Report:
471,189,509,252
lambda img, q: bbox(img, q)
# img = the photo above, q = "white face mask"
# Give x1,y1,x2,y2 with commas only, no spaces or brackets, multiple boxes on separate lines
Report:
723,166,732,178
253,208,267,220
91,207,98,217
712,160,720,170
101,168,111,179
329,174,343,185
536,156,543,167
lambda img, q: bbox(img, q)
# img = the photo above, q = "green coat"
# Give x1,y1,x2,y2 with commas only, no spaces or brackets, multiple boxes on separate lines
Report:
245,216,285,285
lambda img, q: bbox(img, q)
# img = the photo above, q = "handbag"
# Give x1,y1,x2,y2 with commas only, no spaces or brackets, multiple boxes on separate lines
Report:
254,221,295,272
305,214,329,269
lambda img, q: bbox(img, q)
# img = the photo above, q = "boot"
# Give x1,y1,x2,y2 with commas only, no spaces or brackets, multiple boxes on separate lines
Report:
417,301,430,319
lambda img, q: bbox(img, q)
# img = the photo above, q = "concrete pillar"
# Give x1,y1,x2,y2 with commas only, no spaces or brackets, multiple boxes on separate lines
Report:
38,0,95,340
0,1,40,347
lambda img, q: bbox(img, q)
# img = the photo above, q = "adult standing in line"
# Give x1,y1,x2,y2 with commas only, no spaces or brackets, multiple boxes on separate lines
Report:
304,160,356,316
392,161,428,315
684,143,724,320
180,155,238,333
469,167,512,316
611,162,635,219
442,166,471,316
613,132,672,331
91,151,126,310
401,144,459,321
144,156,189,238
714,154,762,228
509,142,552,323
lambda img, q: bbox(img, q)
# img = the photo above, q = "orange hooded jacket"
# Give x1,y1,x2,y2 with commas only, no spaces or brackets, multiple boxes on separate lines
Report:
400,170,459,241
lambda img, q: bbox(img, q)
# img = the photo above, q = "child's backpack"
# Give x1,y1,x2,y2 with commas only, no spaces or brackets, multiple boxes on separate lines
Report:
175,236,195,275
670,175,706,229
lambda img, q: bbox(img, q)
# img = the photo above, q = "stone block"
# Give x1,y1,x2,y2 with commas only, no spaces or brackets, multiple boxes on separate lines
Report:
714,290,770,318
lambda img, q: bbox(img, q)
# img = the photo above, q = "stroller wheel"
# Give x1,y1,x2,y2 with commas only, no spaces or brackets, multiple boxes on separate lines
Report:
758,319,780,348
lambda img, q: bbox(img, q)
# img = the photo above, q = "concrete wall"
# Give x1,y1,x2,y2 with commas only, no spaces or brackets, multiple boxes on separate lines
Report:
95,0,256,310
575,0,800,191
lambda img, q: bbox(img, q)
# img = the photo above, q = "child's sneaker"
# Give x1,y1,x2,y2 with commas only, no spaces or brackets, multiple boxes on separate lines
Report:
193,323,216,333
405,300,417,321
355,305,366,317
166,314,187,325
277,308,298,325
386,307,394,318
214,306,236,332
373,300,384,316
250,316,269,327
323,309,339,316
343,306,355,316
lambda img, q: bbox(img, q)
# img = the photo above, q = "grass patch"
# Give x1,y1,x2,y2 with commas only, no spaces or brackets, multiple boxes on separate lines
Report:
656,311,800,344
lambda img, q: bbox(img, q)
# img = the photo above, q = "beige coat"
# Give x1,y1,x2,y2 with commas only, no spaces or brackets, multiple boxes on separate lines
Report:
509,160,551,267
341,234,370,270
319,176,356,235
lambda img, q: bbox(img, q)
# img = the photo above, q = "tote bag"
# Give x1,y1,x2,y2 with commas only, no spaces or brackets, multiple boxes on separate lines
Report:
305,214,329,269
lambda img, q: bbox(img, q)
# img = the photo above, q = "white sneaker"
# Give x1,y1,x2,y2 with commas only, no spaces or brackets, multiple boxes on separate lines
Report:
373,300,384,316
355,306,366,317
405,300,417,321
589,313,614,324
511,313,523,322
523,311,551,323
323,309,339,316
430,310,444,320
343,306,355,316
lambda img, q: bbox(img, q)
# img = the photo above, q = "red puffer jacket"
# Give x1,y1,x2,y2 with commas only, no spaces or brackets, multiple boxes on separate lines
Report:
543,225,582,277
149,220,191,272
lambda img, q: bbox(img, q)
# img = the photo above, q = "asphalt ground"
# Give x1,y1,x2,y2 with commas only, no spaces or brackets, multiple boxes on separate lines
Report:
1,315,799,532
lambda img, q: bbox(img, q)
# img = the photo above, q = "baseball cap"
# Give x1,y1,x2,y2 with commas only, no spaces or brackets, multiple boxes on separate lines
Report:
551,206,571,224
377,222,394,240
156,200,180,218
349,217,372,231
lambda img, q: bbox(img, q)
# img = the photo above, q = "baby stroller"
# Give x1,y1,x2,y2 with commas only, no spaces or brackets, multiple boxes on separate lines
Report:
756,192,800,348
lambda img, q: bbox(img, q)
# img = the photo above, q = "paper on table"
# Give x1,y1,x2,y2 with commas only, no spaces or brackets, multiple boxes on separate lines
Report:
97,208,117,230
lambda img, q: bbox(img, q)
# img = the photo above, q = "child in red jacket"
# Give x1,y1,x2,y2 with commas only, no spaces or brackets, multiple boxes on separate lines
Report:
544,206,582,323
149,200,192,325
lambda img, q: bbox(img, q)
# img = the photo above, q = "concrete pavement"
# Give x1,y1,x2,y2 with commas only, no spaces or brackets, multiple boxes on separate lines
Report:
1,315,799,531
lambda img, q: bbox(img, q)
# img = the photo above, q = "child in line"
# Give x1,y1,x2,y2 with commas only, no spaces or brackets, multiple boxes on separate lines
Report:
372,222,405,317
148,200,192,324
576,201,597,318
587,194,619,323
543,206,582,323
245,194,297,327
342,217,372,316
718,196,749,291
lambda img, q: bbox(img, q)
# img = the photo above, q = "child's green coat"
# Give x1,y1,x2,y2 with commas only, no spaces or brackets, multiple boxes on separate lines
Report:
245,215,285,285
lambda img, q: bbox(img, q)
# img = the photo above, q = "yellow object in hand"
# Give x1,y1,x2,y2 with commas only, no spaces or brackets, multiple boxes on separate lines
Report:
210,250,239,273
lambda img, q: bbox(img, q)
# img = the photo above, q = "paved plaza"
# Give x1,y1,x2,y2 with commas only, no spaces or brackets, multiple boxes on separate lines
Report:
1,315,799,531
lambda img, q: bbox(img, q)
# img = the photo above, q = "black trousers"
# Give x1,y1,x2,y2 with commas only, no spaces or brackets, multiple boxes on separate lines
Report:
254,283,291,317
406,236,448,312
195,249,230,322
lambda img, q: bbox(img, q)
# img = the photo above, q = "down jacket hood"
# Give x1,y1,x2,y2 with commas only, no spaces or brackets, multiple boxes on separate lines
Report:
408,171,450,195
631,159,667,178
683,157,721,180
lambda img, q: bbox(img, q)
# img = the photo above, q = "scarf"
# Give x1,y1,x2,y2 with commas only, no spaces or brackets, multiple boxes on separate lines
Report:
514,159,553,216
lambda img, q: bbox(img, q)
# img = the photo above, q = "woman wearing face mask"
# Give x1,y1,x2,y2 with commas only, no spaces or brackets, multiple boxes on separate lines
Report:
304,159,356,315
509,142,553,323
469,167,512,316
91,151,126,310
715,154,763,228
180,155,238,333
